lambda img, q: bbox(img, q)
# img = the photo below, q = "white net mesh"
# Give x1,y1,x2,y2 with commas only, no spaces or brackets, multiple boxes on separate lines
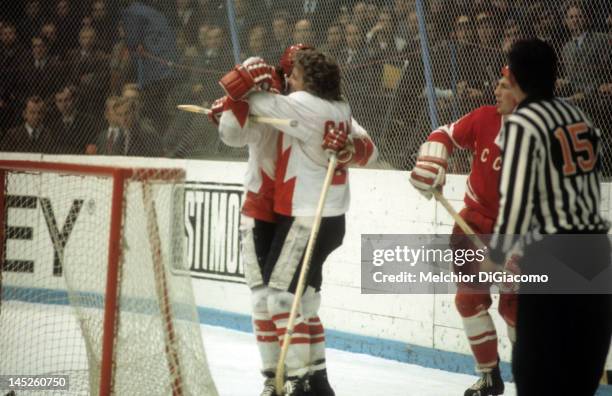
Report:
0,163,218,396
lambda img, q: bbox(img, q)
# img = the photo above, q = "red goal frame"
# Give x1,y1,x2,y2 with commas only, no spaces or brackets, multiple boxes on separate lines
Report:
0,160,186,396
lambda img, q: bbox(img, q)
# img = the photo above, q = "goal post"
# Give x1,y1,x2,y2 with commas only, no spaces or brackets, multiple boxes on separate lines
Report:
0,160,218,396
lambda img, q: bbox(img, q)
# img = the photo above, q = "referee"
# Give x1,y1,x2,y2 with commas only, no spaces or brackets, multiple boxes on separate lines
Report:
488,39,611,396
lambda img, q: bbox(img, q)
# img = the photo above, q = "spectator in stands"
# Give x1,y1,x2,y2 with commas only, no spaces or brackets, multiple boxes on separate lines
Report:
475,11,500,51
188,25,227,104
450,14,481,112
341,22,380,130
293,19,315,46
458,11,501,106
529,5,565,54
352,2,374,37
232,0,252,50
104,96,162,157
50,86,97,154
0,22,22,129
0,96,58,153
67,26,108,115
365,3,380,36
40,21,63,58
1,22,22,62
454,15,473,45
320,24,344,61
392,0,416,44
195,25,225,71
337,5,351,30
597,77,612,175
366,6,405,63
92,95,121,155
501,19,520,55
557,1,609,104
339,23,368,69
244,25,270,60
18,36,62,101
269,11,291,61
18,0,43,42
190,0,223,30
109,23,136,95
90,0,115,52
173,0,196,40
183,23,210,63
121,83,155,131
54,0,79,51
289,0,338,43
427,0,452,44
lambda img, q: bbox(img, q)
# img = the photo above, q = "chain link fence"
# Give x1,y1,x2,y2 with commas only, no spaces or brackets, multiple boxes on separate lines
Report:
0,0,611,174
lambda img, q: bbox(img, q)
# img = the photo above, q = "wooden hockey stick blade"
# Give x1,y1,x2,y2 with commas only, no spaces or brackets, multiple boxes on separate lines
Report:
177,104,211,114
432,190,506,272
275,154,338,395
177,104,299,128
432,190,487,250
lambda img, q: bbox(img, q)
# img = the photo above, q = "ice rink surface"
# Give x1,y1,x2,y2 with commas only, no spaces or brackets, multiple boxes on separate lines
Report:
5,301,611,395
202,325,517,396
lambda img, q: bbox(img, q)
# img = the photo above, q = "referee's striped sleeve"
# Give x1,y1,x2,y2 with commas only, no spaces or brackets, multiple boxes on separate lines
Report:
490,121,539,263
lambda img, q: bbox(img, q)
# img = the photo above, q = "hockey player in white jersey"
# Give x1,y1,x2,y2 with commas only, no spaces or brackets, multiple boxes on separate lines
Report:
207,59,281,396
217,49,377,396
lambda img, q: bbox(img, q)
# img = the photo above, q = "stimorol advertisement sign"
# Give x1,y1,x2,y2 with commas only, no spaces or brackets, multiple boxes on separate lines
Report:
184,182,245,283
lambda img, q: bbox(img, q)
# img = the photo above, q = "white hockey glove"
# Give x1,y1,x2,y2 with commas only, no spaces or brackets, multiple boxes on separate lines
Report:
409,141,448,200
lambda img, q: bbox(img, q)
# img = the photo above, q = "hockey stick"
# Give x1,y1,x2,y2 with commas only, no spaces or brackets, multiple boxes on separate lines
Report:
275,153,338,395
432,189,486,250
432,190,506,272
177,104,299,128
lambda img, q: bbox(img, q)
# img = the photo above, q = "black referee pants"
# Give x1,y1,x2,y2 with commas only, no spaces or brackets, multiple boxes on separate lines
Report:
513,235,612,396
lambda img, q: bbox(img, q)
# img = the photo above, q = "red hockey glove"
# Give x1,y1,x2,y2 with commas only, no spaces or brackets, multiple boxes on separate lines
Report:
219,57,275,100
208,96,226,125
409,141,448,200
243,57,274,91
322,126,348,152
219,65,254,100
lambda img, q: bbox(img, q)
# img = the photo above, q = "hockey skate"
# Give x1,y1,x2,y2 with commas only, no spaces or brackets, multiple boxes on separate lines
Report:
464,364,504,396
283,376,308,396
260,376,276,396
305,369,335,396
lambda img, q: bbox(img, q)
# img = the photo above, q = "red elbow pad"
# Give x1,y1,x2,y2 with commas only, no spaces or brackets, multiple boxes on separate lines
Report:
223,97,250,127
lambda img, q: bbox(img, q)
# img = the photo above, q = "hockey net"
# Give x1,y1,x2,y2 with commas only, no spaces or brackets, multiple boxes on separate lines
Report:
0,160,218,396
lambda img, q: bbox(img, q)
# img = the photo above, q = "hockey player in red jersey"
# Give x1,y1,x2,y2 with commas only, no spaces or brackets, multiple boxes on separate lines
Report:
409,72,519,396
212,46,376,396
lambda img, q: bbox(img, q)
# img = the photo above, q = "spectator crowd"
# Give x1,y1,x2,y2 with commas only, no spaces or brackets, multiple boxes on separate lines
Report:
1,0,611,172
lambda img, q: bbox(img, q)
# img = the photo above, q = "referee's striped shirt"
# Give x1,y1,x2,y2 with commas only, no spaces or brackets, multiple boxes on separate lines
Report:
490,97,609,262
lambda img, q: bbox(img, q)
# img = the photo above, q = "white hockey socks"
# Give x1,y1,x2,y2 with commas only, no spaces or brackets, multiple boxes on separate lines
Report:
302,287,327,373
267,289,310,378
251,287,280,375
